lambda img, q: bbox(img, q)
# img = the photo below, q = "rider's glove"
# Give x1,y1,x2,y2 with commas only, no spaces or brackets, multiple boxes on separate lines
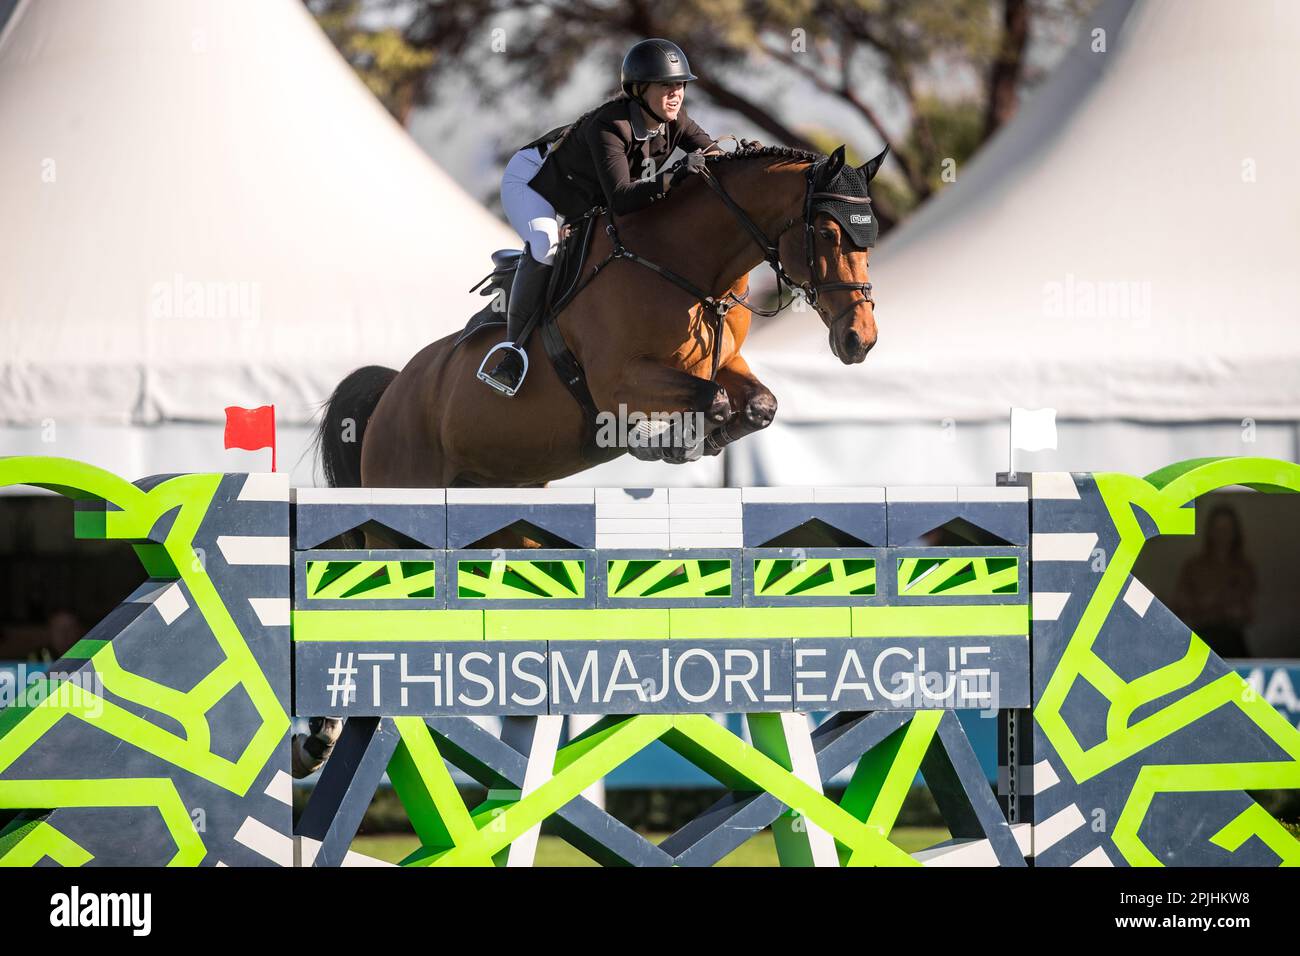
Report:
669,150,708,186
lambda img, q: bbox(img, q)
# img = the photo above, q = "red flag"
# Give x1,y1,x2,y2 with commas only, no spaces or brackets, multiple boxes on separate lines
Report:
224,405,276,471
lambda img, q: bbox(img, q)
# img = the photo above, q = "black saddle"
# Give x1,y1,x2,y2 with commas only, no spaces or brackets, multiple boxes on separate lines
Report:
455,214,613,464
455,215,599,348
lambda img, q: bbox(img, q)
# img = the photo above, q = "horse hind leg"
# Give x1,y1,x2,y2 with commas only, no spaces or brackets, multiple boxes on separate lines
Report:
291,716,343,779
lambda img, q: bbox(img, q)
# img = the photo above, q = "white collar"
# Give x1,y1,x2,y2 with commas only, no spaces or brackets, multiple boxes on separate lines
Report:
629,102,664,141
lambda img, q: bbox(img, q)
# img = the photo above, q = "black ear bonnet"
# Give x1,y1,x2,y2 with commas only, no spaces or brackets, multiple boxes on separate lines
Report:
811,163,878,248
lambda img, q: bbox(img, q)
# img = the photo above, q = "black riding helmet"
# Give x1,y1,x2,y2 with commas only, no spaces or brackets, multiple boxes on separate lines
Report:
620,39,697,123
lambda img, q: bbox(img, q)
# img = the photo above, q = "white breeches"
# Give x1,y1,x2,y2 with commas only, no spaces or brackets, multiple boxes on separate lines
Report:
501,146,560,265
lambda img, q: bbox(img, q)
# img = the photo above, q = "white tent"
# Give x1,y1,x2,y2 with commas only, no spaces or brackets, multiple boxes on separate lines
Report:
733,0,1300,486
0,0,725,488
0,0,522,486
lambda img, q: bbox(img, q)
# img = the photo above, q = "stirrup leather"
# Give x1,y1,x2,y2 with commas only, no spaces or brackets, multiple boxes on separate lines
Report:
477,341,530,397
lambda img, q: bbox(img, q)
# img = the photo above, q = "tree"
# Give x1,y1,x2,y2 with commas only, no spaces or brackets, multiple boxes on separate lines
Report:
310,0,1100,232
309,0,434,124
986,0,1031,138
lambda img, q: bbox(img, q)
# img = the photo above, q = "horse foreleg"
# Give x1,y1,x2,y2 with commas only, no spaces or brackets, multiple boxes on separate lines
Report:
703,354,777,455
609,359,734,463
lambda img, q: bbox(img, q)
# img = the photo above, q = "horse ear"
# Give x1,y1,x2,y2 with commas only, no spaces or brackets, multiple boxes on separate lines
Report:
822,145,846,182
859,144,889,182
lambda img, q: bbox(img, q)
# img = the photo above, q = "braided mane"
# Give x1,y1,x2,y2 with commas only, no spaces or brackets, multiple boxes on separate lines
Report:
705,144,823,165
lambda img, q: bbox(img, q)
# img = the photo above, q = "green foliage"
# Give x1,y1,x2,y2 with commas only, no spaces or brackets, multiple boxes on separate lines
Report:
347,30,434,108
867,172,919,223
1251,788,1300,825
911,96,986,191
311,1,433,121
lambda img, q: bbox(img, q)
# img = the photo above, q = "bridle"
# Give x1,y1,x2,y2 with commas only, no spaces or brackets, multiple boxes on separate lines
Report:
590,153,875,381
700,158,876,329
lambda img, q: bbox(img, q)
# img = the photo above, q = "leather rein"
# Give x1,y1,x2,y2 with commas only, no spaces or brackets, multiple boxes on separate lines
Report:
592,154,875,382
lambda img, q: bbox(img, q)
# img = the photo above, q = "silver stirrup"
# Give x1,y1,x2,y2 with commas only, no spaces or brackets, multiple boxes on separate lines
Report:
476,341,530,397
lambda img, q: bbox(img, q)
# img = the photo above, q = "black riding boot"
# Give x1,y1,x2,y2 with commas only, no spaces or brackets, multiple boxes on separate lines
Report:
479,248,552,396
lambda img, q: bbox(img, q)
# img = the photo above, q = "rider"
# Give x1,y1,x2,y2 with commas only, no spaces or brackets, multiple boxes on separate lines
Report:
479,38,718,396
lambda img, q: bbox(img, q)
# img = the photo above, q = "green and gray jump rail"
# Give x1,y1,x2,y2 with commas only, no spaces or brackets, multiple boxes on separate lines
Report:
0,455,1297,867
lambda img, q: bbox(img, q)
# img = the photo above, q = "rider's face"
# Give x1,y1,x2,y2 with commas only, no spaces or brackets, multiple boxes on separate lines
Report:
644,82,685,121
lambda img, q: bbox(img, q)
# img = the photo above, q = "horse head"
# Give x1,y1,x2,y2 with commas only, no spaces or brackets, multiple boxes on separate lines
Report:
781,144,888,364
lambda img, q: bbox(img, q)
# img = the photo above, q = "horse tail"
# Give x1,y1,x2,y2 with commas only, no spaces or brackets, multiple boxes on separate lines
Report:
313,365,398,488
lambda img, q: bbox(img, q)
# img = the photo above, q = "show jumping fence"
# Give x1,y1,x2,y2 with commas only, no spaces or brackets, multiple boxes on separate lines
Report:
0,455,1297,867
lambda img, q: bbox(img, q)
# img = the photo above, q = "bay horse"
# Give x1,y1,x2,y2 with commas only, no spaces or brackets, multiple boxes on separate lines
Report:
314,144,887,492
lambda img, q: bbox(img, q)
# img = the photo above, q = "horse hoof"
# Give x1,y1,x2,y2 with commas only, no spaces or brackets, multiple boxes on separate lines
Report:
291,717,344,779
744,393,777,429
706,392,732,424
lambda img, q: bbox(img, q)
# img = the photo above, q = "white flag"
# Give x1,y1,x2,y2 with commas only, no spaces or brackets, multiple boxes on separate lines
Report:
1010,407,1058,452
